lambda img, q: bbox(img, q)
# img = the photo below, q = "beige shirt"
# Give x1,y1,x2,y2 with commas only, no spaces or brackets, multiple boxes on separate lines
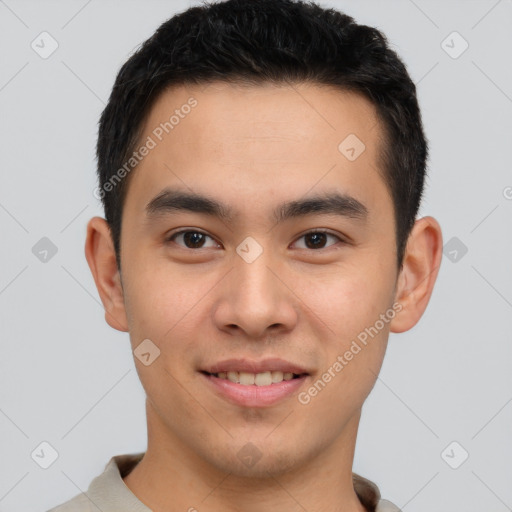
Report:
47,453,401,512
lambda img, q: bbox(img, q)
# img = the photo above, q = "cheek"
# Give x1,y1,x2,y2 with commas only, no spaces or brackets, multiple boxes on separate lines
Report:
299,262,395,340
300,278,391,421
122,259,204,340
298,265,394,396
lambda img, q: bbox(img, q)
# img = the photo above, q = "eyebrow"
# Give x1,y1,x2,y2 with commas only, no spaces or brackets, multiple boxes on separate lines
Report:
145,187,368,224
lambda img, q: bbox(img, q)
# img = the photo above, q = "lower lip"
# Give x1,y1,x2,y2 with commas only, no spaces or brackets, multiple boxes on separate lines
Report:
202,372,308,407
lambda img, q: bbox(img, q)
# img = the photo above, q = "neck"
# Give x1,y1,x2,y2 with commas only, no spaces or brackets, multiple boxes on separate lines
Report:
123,401,368,512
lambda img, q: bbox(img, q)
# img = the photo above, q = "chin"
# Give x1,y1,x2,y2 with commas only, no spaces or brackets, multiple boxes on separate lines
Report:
203,439,303,479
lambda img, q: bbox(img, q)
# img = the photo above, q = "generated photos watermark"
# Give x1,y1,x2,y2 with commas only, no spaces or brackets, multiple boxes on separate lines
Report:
93,97,198,200
298,301,403,405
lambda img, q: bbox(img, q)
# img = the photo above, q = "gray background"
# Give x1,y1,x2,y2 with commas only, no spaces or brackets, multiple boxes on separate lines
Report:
0,0,511,510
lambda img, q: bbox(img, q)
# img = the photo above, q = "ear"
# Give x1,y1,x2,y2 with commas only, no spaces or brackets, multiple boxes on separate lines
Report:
390,216,443,333
84,216,129,332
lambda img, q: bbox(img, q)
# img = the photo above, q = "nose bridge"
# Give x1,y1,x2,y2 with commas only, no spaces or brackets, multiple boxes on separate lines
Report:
214,236,297,337
232,239,280,313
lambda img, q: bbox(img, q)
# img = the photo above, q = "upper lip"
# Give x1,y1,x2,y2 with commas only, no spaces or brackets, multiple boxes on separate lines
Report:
203,358,309,375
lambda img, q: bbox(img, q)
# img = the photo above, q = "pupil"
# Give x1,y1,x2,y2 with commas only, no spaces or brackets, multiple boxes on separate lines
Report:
306,233,326,249
184,231,204,248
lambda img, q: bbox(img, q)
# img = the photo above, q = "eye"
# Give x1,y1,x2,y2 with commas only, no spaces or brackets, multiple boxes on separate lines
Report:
167,230,220,249
292,230,343,250
166,229,344,251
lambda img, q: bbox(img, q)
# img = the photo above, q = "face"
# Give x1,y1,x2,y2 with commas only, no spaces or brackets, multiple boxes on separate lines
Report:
107,82,402,476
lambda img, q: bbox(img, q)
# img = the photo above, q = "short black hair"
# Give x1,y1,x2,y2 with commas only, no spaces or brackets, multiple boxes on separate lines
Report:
96,0,428,272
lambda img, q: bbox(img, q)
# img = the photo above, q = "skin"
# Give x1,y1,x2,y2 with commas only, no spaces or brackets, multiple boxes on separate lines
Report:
85,82,442,512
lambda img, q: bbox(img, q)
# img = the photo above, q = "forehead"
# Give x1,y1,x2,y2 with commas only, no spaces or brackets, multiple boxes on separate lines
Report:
126,81,389,217
144,81,380,153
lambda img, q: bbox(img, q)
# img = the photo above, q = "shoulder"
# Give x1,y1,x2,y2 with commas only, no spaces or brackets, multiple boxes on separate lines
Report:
46,452,146,512
46,492,97,512
376,498,402,511
353,472,401,512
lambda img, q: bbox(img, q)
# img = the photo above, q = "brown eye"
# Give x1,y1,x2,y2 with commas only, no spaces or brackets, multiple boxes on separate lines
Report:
168,230,219,249
293,231,342,250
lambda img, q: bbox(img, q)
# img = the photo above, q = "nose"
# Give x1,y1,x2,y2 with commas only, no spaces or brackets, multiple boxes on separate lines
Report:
212,242,298,340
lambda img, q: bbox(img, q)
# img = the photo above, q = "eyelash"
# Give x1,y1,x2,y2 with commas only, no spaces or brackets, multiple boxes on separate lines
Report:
166,229,345,251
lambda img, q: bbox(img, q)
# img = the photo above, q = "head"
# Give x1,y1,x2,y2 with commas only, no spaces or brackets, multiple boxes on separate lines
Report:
86,0,442,480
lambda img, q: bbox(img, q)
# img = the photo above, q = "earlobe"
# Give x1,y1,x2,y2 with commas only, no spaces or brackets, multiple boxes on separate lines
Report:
390,216,443,334
84,216,129,332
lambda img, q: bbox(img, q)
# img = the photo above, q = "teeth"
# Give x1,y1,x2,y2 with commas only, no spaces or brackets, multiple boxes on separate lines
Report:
227,371,238,383
254,371,272,386
239,372,255,385
271,371,284,383
213,370,300,385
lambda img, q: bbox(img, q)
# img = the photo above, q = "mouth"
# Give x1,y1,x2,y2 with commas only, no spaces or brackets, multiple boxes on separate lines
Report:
200,358,310,407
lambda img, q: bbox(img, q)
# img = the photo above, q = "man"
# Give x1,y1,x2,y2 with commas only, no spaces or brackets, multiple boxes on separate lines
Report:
49,0,442,510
